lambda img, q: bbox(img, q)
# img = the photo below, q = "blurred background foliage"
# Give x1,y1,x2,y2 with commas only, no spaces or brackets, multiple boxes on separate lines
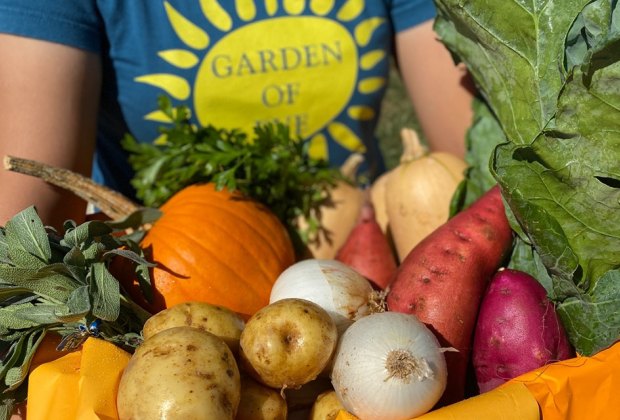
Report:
376,60,425,170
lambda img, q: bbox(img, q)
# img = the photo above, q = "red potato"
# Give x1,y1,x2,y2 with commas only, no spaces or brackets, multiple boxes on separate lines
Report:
473,268,574,393
386,185,514,406
335,199,398,289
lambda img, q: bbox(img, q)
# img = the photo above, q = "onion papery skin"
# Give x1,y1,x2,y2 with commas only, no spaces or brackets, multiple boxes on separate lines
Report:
331,312,447,420
269,259,374,334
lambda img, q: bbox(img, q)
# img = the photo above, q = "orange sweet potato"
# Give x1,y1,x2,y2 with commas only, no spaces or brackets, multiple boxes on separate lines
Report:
386,185,514,406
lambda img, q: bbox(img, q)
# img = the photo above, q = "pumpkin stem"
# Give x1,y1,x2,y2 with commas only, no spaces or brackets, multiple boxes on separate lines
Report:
3,155,140,219
339,153,365,180
399,128,427,163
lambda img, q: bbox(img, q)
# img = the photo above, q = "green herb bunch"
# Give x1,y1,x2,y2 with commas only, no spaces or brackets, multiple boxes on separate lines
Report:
0,207,156,418
122,96,344,247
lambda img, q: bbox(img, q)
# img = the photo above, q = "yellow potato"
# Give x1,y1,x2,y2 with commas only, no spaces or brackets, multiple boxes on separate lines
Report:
239,298,338,390
284,377,332,412
142,301,245,353
309,390,345,420
237,375,288,420
117,326,241,419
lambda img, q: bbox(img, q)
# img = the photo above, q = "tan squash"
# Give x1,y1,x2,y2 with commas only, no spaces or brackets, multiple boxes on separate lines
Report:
385,128,468,261
299,153,365,259
27,338,131,420
369,169,391,234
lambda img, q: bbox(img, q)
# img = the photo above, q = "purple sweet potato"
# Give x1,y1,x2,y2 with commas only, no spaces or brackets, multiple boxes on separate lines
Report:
472,268,574,393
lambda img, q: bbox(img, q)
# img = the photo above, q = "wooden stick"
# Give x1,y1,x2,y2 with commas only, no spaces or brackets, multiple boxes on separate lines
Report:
3,155,140,220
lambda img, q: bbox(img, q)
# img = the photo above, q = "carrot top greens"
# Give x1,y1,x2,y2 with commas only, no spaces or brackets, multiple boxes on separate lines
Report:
122,96,344,249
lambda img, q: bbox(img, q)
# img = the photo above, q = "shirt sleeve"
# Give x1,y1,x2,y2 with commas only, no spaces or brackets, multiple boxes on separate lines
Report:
389,0,436,33
0,1,102,53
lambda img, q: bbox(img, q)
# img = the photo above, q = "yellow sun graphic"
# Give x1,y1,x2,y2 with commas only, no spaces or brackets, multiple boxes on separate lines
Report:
136,0,387,161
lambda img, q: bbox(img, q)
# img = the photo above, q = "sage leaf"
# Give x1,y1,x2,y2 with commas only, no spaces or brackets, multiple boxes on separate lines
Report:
0,305,39,330
3,207,50,268
104,248,155,267
0,230,9,264
0,334,27,376
0,286,30,301
90,263,120,321
62,220,112,248
82,242,106,263
0,267,38,285
63,248,88,283
65,285,91,317
12,304,67,325
0,265,77,302
3,330,45,391
0,401,14,420
105,207,162,231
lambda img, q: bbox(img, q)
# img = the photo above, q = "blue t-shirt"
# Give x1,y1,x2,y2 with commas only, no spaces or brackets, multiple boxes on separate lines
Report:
0,1,435,199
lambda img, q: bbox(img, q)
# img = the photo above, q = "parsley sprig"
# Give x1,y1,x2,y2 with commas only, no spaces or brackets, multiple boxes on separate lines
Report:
122,96,344,248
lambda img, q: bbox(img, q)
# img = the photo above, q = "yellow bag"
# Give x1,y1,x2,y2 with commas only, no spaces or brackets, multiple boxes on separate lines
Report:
27,337,131,420
335,382,538,420
510,340,620,420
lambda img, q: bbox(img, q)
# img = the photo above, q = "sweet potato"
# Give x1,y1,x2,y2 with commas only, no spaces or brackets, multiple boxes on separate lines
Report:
472,268,574,392
335,200,397,289
386,185,513,406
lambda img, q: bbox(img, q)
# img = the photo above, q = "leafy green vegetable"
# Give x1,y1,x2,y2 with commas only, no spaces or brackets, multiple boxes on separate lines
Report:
435,0,620,354
122,96,344,250
450,97,505,215
0,207,155,416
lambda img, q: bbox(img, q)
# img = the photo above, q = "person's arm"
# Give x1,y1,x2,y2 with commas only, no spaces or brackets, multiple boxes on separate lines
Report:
395,20,475,158
0,33,101,229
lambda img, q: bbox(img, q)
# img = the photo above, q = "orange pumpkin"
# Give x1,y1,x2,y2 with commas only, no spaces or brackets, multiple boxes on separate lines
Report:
116,183,296,318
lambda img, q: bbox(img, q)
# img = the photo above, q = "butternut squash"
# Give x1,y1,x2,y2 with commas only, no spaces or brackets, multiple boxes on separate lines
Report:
27,338,131,420
369,170,390,233
299,153,365,259
385,128,468,261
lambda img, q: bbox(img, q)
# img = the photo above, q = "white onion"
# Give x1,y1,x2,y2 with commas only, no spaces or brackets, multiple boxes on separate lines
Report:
269,259,375,334
330,312,448,420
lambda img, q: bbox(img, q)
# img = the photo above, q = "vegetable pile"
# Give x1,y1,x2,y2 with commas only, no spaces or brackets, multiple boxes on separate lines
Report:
0,208,152,416
1,1,618,417
387,185,514,405
434,0,620,356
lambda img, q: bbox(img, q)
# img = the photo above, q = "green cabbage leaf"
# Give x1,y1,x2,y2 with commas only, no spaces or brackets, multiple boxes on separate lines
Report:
435,0,620,355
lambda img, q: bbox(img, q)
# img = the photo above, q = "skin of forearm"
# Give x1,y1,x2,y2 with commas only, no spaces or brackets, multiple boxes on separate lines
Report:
0,34,101,229
395,20,474,158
